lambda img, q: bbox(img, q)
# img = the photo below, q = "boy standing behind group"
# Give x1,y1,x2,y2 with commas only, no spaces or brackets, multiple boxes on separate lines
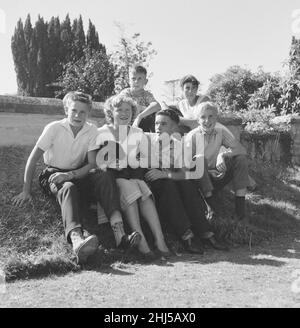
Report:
119,64,161,132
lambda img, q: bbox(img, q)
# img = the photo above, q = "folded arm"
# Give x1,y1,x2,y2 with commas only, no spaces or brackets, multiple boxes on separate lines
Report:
48,150,98,184
216,128,247,172
133,101,161,127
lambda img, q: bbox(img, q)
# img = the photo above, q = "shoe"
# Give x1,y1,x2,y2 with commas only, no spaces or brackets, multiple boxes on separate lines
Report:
70,229,99,264
155,249,173,260
153,241,172,259
82,229,92,238
141,251,158,262
203,236,229,251
118,231,142,251
182,237,204,255
204,194,219,215
206,208,216,221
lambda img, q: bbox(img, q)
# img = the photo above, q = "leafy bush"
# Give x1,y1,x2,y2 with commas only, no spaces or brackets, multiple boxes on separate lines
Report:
208,62,300,134
247,37,300,115
247,73,300,116
110,32,157,93
237,106,295,134
238,106,276,134
55,49,115,101
278,73,300,115
247,75,282,113
208,66,273,111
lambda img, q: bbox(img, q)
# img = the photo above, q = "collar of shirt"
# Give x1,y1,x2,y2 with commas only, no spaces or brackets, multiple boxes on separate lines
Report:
60,118,91,137
196,126,218,136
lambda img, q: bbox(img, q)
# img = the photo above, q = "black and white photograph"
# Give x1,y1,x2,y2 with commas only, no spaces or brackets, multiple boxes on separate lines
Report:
0,0,299,310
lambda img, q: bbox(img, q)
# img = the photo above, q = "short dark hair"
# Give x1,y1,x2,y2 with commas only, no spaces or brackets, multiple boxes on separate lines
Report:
156,109,180,124
130,64,147,76
180,75,200,89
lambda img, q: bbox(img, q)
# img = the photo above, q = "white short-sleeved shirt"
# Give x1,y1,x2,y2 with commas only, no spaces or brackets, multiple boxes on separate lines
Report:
178,97,205,120
36,118,98,170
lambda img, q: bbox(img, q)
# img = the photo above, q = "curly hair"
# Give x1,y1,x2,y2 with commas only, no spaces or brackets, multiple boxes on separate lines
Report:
104,94,138,125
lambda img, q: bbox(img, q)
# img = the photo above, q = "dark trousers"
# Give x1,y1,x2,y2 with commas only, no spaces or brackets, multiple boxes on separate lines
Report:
149,179,212,239
211,155,249,192
197,155,249,194
39,168,121,243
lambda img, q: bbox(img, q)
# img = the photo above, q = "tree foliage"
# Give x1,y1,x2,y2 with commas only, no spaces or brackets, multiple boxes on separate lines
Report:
247,75,282,113
11,14,104,97
86,19,105,54
207,37,300,116
11,19,30,95
207,66,272,112
111,29,157,93
55,49,115,102
246,38,300,115
279,37,300,114
289,36,300,77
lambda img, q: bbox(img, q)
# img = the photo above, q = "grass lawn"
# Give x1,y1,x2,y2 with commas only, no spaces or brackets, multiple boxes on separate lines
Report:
1,146,299,281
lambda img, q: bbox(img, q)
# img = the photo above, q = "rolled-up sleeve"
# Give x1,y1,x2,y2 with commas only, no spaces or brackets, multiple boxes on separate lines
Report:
221,127,246,157
35,123,56,151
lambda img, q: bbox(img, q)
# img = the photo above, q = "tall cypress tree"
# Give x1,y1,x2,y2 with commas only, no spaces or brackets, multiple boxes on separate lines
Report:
34,15,49,96
24,14,36,95
72,15,86,61
47,16,62,87
60,14,73,64
86,20,101,53
11,19,28,95
12,14,112,97
24,14,33,50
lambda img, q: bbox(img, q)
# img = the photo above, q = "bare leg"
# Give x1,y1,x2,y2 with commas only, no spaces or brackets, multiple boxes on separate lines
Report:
122,201,151,254
109,210,124,246
139,197,169,253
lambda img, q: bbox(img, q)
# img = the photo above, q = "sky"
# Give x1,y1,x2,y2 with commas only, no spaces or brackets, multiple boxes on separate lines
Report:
0,0,300,99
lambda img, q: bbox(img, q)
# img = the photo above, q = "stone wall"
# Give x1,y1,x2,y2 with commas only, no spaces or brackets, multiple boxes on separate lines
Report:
0,95,105,118
241,131,292,164
0,95,106,146
218,115,299,166
291,117,300,165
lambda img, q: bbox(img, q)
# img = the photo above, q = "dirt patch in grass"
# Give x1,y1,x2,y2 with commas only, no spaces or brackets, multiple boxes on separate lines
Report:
0,146,299,281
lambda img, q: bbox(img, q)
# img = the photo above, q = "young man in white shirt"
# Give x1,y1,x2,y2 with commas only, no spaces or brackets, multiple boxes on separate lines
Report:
12,91,140,264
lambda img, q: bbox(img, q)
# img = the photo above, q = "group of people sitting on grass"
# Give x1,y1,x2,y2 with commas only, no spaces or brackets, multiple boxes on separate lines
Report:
12,64,250,265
